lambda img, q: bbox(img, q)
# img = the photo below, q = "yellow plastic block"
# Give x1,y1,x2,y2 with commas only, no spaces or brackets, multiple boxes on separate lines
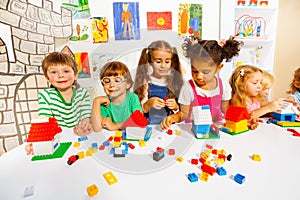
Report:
176,157,184,162
199,172,210,182
103,171,118,185
87,147,97,155
175,129,181,136
216,158,225,164
113,141,121,147
87,184,98,197
78,151,85,159
139,140,146,147
252,154,261,162
86,150,92,157
73,142,80,148
204,161,211,166
115,131,123,137
277,121,300,127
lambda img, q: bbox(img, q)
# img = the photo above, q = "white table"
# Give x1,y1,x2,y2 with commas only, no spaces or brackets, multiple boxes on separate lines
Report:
1,122,300,200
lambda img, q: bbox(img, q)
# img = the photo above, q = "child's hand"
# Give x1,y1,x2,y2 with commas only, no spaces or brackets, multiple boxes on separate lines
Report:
247,113,263,130
25,143,34,155
74,118,93,136
160,115,174,130
101,117,120,131
148,97,166,110
267,99,283,112
165,98,179,111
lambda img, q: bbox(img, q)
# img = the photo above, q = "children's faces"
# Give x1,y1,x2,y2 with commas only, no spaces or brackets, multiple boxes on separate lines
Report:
245,72,263,97
150,50,172,78
191,59,221,88
46,65,77,91
102,76,129,99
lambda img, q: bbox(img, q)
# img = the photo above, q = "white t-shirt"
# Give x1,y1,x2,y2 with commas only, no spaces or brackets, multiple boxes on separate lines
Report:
178,76,232,106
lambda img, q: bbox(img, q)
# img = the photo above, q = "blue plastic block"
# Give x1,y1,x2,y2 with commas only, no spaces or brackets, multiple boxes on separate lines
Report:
216,167,227,176
188,173,199,183
91,142,98,149
103,141,110,146
110,147,115,154
78,136,88,142
144,126,152,141
220,127,229,133
234,173,246,184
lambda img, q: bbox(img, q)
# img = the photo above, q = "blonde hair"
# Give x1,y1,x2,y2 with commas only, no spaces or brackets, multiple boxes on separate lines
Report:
229,65,263,107
262,70,274,90
287,68,300,94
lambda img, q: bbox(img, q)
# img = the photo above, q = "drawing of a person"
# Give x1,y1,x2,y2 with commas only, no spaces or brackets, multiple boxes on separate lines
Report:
122,3,133,39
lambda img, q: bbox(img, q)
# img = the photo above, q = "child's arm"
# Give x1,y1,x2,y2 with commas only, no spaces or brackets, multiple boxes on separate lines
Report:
221,100,230,114
101,117,122,131
165,98,179,112
251,99,283,119
91,96,110,132
74,117,93,136
160,104,190,130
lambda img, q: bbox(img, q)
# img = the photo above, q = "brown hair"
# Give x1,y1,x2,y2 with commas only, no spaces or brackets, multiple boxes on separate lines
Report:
287,68,300,94
182,36,242,66
100,61,133,90
133,40,184,101
41,51,79,88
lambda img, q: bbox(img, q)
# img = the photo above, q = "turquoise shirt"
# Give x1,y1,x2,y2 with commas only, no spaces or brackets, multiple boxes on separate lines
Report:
100,92,142,123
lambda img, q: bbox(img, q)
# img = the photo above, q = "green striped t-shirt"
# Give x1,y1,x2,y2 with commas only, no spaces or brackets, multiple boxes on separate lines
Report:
38,87,91,128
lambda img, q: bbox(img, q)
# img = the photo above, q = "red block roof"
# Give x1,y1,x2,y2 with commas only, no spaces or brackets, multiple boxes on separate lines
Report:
123,110,149,128
225,106,250,122
27,117,62,142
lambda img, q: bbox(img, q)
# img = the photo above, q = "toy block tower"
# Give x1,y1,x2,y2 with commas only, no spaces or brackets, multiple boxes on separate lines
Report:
27,117,62,155
190,105,213,138
224,106,250,135
123,110,152,141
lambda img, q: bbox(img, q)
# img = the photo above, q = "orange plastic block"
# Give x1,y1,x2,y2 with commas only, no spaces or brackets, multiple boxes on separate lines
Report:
87,184,98,197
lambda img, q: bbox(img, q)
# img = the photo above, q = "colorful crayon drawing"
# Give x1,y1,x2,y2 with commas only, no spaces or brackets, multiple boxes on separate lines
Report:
61,0,91,19
74,52,91,79
178,3,202,38
69,19,91,42
146,12,172,30
91,17,109,43
113,2,140,40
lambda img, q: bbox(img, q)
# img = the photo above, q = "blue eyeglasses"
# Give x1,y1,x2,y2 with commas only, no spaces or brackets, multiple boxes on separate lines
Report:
101,76,127,85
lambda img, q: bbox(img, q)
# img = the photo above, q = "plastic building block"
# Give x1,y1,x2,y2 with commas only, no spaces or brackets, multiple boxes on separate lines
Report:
168,148,175,155
103,171,118,185
144,126,152,141
73,142,80,148
31,142,72,161
153,151,164,161
99,145,105,150
224,106,250,135
23,186,34,197
87,184,98,197
188,173,198,183
78,151,84,159
191,159,198,165
139,140,146,147
167,129,173,135
123,110,149,128
234,173,246,184
201,164,216,176
174,129,181,136
91,142,98,149
216,167,227,176
199,172,210,182
67,155,79,165
78,136,88,142
287,128,300,136
252,154,261,162
103,141,110,146
227,154,232,161
176,157,184,162
128,143,135,149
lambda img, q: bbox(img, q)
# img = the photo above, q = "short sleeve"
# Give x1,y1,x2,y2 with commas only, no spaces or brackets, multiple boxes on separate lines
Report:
178,81,194,105
221,78,232,101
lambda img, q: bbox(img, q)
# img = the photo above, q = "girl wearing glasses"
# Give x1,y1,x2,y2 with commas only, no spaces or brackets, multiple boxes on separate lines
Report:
133,40,184,125
91,61,142,132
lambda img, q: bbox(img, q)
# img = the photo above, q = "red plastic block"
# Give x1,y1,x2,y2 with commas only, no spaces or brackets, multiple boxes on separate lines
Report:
199,157,206,164
191,159,198,165
156,147,164,152
123,110,149,128
128,143,135,149
168,149,175,155
206,144,213,149
99,145,105,150
201,164,216,176
167,129,173,135
212,149,218,155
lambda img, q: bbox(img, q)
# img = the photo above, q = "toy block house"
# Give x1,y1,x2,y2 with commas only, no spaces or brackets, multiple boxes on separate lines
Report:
27,117,62,155
272,101,297,122
191,105,213,138
224,106,250,135
123,110,152,141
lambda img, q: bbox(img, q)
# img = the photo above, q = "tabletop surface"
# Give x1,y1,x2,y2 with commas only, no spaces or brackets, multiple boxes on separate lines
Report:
1,122,300,200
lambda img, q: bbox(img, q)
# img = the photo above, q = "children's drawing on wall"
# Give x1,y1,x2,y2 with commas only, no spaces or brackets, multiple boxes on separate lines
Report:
113,2,140,40
74,52,91,78
146,12,172,30
69,19,91,42
91,53,117,80
61,0,91,19
178,3,202,38
91,17,109,43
